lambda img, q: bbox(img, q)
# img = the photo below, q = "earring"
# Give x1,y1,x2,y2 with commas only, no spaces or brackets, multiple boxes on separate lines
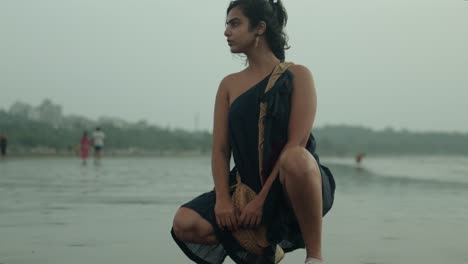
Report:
255,36,259,48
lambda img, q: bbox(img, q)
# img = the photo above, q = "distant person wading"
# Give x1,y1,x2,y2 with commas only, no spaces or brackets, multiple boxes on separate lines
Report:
0,133,7,159
80,131,91,164
92,127,105,161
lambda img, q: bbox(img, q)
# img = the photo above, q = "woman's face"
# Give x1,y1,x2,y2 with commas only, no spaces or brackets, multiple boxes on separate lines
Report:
224,7,256,54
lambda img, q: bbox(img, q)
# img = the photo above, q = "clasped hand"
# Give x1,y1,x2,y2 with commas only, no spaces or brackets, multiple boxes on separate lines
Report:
215,196,264,231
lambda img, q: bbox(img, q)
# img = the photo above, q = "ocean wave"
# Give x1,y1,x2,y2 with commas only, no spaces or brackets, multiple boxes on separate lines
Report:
324,155,468,186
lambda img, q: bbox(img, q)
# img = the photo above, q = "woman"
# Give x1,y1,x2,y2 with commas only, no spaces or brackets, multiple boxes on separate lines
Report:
171,1,335,263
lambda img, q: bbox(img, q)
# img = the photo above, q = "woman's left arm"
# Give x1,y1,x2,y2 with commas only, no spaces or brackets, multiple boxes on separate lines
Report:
240,65,317,227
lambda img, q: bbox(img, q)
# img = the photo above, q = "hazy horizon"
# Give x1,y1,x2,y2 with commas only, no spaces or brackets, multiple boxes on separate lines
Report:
1,0,467,133
4,97,468,135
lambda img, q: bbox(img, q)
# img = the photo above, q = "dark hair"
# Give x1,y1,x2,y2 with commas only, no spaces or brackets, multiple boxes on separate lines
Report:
227,0,289,61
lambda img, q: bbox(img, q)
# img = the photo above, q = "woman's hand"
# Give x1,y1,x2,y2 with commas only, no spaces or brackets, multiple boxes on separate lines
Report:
215,197,238,231
239,196,265,228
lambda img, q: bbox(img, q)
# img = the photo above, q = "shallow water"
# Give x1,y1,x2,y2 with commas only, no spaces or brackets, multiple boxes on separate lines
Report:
0,156,467,264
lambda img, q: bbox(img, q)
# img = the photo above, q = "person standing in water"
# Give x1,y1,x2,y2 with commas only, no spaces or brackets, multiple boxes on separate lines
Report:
80,131,91,164
0,132,7,159
92,127,105,162
171,1,335,263
355,153,365,168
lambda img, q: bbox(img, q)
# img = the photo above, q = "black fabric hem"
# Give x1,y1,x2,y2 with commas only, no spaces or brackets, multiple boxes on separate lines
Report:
219,233,276,264
173,205,277,264
171,227,274,264
171,228,219,264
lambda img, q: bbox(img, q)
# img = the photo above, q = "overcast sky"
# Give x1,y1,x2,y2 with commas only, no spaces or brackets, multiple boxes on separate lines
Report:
1,0,467,132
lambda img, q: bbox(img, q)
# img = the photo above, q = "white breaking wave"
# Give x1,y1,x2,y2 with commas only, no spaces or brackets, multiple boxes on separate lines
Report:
324,155,468,185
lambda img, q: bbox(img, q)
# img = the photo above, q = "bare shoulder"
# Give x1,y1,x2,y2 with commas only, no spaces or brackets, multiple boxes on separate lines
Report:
288,64,315,94
288,64,314,80
220,71,244,86
217,71,244,96
219,72,240,87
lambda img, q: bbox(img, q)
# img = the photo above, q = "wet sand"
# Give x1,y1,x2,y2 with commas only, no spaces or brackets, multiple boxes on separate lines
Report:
1,156,467,263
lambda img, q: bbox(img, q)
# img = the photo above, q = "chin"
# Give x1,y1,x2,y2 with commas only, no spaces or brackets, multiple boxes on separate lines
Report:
228,43,243,53
229,47,243,54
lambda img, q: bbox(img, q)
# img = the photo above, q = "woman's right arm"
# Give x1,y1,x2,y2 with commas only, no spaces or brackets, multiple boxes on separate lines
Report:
211,76,238,231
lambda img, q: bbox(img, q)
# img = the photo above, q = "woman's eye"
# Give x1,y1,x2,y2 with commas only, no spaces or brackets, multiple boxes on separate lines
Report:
226,21,239,28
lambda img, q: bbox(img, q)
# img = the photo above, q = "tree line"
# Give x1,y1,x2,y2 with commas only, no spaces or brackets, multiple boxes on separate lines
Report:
1,100,467,156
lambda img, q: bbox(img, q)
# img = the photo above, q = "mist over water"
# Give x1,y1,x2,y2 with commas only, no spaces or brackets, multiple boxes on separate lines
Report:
1,156,467,263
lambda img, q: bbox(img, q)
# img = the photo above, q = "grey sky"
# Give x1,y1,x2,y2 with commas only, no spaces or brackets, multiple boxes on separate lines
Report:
1,0,467,132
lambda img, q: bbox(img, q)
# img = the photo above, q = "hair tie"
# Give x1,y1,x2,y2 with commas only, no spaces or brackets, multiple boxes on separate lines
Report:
269,0,278,10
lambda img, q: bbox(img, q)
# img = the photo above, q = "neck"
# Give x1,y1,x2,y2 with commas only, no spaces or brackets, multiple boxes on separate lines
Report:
245,42,281,76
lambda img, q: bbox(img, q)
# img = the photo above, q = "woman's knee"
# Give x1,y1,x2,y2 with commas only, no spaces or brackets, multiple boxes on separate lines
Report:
279,146,320,183
172,208,196,239
172,207,214,242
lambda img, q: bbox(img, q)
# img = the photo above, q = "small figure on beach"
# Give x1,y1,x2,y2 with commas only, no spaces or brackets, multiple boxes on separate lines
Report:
80,131,91,164
171,1,335,263
92,127,105,163
0,132,7,159
355,153,365,168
